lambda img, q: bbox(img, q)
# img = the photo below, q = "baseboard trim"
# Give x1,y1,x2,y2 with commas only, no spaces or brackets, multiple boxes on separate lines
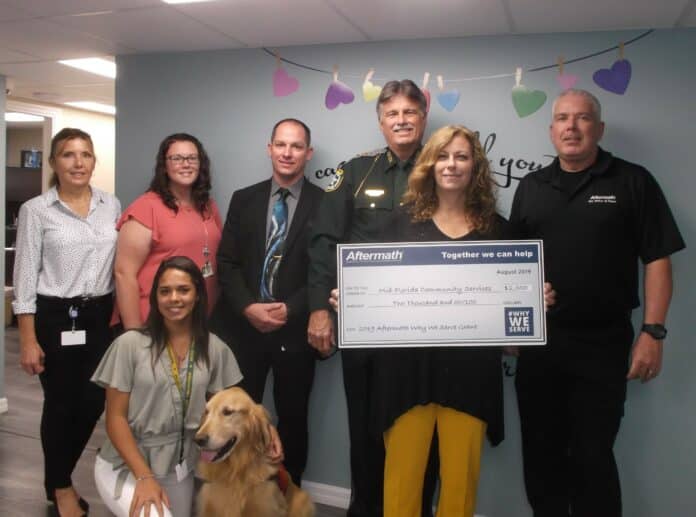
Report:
301,480,487,516
302,480,351,509
0,397,8,414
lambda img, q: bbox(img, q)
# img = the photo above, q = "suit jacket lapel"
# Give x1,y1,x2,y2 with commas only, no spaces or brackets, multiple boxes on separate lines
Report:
253,180,272,262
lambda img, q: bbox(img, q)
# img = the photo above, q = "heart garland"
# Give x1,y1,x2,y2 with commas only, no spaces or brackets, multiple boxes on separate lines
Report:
325,66,355,110
362,69,382,102
511,67,546,118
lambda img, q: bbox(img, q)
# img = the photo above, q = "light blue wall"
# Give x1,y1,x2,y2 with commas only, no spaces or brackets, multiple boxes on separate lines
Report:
116,29,696,516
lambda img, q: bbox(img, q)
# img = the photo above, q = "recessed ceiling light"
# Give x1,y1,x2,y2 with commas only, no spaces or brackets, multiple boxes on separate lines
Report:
64,102,116,115
5,112,45,122
58,58,116,79
161,0,217,4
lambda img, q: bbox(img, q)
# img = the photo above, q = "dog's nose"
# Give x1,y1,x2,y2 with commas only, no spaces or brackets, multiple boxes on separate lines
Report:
194,434,208,447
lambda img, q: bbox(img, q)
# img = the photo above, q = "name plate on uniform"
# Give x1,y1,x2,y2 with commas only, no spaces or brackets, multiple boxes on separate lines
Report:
337,241,546,348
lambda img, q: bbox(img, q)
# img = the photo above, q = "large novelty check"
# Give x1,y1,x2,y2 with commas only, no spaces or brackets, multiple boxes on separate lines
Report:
337,241,546,348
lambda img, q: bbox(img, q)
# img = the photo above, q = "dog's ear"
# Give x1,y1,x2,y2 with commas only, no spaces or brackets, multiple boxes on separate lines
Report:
249,403,272,456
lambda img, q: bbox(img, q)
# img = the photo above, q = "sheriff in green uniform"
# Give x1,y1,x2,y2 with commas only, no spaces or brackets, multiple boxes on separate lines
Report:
307,79,427,517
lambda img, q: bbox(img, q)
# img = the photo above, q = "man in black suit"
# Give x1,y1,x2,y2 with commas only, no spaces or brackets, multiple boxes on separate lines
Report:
214,118,322,484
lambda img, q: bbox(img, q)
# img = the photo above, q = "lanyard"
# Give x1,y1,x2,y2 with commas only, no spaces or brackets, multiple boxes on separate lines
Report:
167,342,195,464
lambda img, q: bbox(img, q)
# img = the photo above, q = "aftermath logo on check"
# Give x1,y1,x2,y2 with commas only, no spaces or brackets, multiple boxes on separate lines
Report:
505,307,534,336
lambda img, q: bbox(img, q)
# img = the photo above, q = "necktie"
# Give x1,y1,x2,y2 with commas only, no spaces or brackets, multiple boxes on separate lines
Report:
260,188,289,301
394,162,410,201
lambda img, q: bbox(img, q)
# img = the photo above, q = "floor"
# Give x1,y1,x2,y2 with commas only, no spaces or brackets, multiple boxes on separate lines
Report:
0,327,345,516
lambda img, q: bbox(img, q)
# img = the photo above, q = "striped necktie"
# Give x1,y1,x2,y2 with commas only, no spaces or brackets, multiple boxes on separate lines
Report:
260,188,290,301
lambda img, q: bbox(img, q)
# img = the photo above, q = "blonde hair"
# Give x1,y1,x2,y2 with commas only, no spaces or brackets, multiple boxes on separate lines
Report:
403,125,497,233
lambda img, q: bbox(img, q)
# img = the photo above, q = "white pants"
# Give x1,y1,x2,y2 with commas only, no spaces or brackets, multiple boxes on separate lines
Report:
94,455,194,517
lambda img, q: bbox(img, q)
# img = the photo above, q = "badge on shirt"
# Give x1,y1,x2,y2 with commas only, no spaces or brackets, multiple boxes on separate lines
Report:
61,330,86,346
175,459,189,482
62,305,86,345
201,261,214,278
326,167,344,192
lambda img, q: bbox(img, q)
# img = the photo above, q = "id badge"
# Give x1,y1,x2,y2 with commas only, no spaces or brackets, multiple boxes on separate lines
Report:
201,262,214,278
61,330,86,346
175,459,189,482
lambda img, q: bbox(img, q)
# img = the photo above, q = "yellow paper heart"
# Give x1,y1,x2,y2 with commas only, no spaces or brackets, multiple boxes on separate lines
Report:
362,81,382,102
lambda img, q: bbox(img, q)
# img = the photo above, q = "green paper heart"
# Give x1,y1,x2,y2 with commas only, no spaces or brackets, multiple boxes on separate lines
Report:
511,86,547,118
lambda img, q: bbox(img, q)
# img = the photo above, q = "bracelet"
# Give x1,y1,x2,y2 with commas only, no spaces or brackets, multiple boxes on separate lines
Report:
135,473,155,482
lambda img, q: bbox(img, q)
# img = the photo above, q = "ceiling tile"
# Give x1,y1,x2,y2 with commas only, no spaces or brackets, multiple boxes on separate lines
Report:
0,48,40,63
1,0,160,17
508,0,687,33
330,0,510,40
678,1,696,26
174,0,368,47
0,1,36,21
51,6,244,53
0,18,129,59
0,61,113,86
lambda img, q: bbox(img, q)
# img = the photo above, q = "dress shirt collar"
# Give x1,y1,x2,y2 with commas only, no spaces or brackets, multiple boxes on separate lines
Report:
271,176,304,200
46,185,105,212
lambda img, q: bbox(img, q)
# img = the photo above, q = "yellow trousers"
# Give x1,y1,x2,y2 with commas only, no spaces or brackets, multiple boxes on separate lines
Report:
383,403,486,517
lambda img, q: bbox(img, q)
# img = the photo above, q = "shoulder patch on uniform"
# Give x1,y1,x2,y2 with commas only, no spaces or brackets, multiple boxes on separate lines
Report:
325,167,344,192
356,147,386,158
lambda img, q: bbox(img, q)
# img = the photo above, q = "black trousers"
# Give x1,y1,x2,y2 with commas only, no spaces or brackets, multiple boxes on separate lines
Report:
342,350,438,517
232,333,316,484
515,319,633,517
35,294,113,500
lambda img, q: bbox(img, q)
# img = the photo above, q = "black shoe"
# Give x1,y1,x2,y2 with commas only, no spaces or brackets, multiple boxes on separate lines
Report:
47,496,88,516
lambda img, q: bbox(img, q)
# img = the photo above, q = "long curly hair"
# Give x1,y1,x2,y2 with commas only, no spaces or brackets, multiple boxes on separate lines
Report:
403,125,497,233
149,133,213,216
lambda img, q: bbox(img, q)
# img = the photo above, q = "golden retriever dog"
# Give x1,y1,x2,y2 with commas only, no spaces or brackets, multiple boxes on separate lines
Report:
195,387,315,517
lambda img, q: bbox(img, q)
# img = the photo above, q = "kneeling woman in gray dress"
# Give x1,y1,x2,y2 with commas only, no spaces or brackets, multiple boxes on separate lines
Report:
92,256,243,517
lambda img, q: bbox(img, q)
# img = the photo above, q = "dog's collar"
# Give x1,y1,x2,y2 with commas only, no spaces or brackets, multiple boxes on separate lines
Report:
270,463,290,495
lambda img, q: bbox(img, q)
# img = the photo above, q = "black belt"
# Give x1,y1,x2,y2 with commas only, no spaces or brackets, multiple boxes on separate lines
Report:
37,293,113,308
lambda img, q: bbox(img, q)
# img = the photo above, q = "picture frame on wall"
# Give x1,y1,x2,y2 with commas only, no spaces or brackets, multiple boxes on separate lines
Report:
21,150,42,169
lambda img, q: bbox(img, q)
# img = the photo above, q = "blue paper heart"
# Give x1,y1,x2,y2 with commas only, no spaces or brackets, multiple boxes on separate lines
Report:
437,90,460,112
593,59,632,95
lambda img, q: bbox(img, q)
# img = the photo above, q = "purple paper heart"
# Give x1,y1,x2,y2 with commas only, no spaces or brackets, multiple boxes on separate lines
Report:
325,80,355,110
593,59,632,95
273,68,299,97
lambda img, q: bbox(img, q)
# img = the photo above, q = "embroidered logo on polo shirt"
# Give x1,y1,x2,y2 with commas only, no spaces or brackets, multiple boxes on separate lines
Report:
588,195,617,204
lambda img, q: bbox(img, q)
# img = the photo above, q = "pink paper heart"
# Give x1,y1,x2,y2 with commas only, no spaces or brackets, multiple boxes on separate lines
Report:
557,73,579,91
325,80,355,110
421,88,431,113
273,68,299,97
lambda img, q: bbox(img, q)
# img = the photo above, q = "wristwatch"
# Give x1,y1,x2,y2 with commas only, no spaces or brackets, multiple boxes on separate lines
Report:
641,323,667,340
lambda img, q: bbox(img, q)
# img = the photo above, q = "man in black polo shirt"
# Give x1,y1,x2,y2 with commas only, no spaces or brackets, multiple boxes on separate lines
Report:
510,89,684,517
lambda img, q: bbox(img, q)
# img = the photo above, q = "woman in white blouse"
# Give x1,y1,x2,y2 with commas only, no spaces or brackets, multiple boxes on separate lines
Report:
13,128,121,517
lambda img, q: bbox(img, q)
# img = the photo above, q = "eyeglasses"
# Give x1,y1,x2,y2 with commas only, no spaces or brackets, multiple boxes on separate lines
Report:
166,154,200,164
